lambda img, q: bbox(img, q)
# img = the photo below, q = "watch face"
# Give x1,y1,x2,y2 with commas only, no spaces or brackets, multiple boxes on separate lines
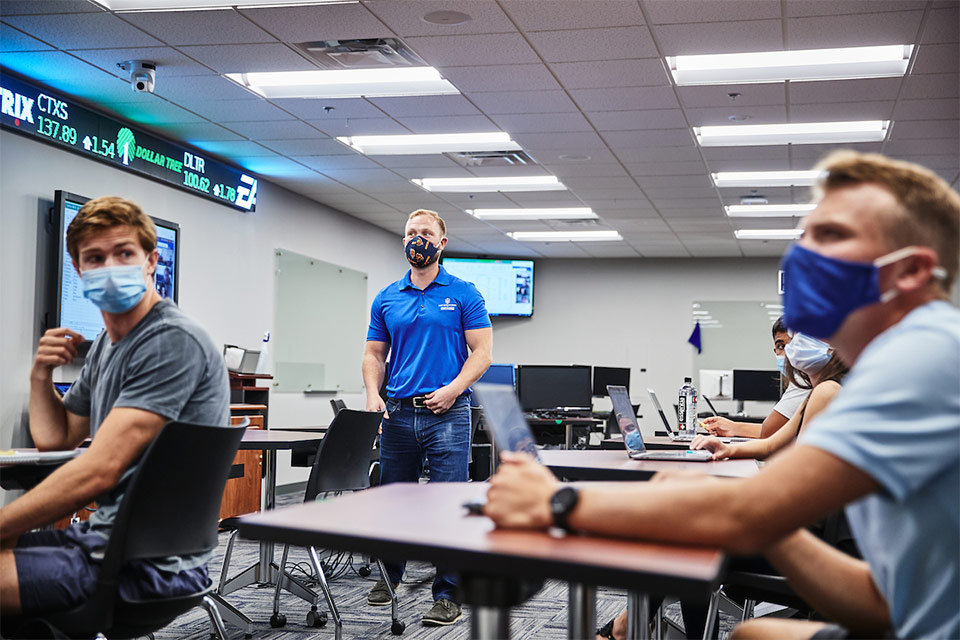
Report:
551,486,578,515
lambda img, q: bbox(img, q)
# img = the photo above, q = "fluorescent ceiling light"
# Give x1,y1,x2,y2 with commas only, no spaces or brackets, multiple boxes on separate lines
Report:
692,310,711,315
668,44,913,85
225,67,458,99
94,0,355,10
337,132,519,155
724,204,816,217
507,230,623,242
696,120,889,146
712,171,824,188
412,176,565,193
466,207,596,220
734,229,804,240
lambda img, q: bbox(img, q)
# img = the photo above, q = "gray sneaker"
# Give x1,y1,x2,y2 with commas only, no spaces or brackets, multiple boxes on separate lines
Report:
367,579,397,606
422,598,462,626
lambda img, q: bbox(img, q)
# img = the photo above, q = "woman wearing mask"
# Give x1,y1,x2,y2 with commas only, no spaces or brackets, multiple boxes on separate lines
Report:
691,333,848,460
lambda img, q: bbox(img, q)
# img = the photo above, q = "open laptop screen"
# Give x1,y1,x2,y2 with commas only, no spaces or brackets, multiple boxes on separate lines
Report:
607,385,645,452
473,383,540,460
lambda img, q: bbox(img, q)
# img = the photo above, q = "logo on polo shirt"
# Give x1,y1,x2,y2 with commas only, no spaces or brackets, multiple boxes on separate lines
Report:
438,297,457,311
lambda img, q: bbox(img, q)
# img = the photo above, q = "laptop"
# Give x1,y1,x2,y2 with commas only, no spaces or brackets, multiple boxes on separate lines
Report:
608,386,712,461
473,383,540,461
646,388,745,444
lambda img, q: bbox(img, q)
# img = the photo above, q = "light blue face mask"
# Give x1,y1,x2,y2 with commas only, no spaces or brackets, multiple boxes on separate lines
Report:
81,261,148,314
776,355,786,375
784,333,832,376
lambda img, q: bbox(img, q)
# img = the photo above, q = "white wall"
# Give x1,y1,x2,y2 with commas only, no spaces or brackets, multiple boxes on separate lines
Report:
0,130,409,494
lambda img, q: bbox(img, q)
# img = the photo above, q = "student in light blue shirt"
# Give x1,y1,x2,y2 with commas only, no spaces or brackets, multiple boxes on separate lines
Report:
483,151,960,640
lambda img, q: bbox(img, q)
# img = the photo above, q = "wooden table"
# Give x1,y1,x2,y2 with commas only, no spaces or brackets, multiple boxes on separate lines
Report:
539,449,759,481
238,483,727,640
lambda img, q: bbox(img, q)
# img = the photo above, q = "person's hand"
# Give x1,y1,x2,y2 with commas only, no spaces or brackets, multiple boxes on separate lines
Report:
425,384,459,414
31,328,85,381
366,395,387,420
484,451,558,530
701,415,735,436
689,435,733,460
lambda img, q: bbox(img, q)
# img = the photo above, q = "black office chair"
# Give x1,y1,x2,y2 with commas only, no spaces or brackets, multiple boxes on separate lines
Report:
219,408,385,639
3,419,246,640
330,398,347,415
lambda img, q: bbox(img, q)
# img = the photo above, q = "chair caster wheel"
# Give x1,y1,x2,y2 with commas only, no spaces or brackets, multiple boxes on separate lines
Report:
270,613,287,628
306,609,327,627
391,620,405,635
359,565,372,577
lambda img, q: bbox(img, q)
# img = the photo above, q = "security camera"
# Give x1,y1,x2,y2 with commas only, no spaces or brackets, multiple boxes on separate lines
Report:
118,60,156,93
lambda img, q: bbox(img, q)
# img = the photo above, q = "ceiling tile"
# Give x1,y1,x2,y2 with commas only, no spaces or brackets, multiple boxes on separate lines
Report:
376,155,464,168
152,74,256,102
626,160,707,176
501,0,644,30
613,146,704,163
601,128,694,148
365,0,515,36
684,104,787,126
678,83,786,108
885,138,960,156
238,3,393,42
585,108,688,131
293,154,383,171
121,8,276,46
789,100,894,121
0,25,54,52
368,94,482,117
190,139,276,157
489,111,593,133
549,59,670,89
177,43,317,74
71,46,214,78
579,245,643,258
529,147,621,164
573,187,647,200
889,119,959,140
645,0,781,24
562,176,639,190
308,118,410,136
187,99,296,122
388,165,474,179
700,146,788,161
544,163,629,178
911,43,959,75
786,10,924,48
404,33,540,66
1,1,101,15
2,12,162,49
569,85,680,111
637,174,714,189
395,114,498,133
107,99,207,125
467,90,579,114
439,63,561,92
525,26,658,62
514,131,609,149
706,156,792,171
922,7,959,44
900,73,959,100
785,0,908,18
272,98,385,120
789,141,883,159
654,19,783,56
226,119,325,140
151,121,244,142
894,98,960,121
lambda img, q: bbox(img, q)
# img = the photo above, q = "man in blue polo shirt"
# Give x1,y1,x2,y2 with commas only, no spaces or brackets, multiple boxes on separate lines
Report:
363,208,492,626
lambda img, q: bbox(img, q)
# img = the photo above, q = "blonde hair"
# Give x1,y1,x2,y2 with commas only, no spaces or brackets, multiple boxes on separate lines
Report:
66,196,156,262
406,209,446,237
814,151,960,292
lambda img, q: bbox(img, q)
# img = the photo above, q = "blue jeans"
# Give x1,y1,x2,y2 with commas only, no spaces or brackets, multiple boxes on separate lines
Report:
379,395,470,602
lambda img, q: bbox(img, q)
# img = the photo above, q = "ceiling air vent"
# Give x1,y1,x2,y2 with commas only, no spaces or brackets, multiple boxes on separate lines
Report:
447,150,536,168
296,38,427,69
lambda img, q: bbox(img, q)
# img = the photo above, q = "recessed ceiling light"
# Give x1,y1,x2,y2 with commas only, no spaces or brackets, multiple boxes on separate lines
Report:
411,176,566,192
696,120,889,146
422,10,472,25
712,171,825,188
734,229,804,240
507,230,623,242
224,67,458,99
336,132,519,155
466,207,596,220
724,204,817,217
94,0,356,10
668,44,913,85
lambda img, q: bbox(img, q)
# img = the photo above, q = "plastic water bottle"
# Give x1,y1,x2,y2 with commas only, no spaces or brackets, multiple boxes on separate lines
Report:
255,331,270,375
678,377,698,437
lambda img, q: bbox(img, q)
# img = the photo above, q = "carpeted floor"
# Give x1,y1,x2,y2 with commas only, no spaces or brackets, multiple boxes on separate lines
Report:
156,490,738,639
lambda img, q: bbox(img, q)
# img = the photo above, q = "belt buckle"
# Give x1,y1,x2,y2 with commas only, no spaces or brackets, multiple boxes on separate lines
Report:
412,396,427,408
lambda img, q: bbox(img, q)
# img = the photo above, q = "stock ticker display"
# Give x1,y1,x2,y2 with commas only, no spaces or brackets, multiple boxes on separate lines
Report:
0,73,257,212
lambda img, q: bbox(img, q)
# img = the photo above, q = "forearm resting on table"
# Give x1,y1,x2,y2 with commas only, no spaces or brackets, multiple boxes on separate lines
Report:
765,529,891,636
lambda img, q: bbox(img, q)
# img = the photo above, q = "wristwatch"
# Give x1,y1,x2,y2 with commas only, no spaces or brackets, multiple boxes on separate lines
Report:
549,486,580,531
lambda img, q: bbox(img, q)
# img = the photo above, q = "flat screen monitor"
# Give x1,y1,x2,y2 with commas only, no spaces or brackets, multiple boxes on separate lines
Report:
54,190,180,343
592,366,630,397
732,369,781,402
478,363,515,389
517,365,592,412
441,257,533,317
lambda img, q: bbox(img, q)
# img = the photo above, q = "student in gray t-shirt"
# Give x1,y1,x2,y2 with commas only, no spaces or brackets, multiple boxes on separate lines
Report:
0,197,229,616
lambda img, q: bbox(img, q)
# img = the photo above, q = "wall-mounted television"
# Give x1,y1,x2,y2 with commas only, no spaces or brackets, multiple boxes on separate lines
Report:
53,190,180,343
441,257,533,317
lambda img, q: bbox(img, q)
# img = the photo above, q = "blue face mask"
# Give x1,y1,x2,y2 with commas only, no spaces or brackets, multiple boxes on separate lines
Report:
81,261,148,313
780,244,945,340
405,235,440,267
784,333,832,375
776,355,786,375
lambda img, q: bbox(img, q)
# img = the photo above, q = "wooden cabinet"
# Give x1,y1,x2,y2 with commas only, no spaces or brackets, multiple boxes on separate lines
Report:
219,413,263,522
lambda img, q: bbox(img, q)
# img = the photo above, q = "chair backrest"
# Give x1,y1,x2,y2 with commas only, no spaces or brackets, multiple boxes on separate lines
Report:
304,409,382,500
330,398,347,416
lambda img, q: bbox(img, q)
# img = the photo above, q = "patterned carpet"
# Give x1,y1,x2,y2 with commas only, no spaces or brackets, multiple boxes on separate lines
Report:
156,490,738,640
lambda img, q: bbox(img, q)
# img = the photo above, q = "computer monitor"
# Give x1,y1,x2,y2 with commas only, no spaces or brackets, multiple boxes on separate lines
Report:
732,369,782,402
517,365,592,412
592,366,630,397
478,363,515,389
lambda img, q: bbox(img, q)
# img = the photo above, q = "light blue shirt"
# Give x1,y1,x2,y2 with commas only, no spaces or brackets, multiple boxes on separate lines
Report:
800,300,960,639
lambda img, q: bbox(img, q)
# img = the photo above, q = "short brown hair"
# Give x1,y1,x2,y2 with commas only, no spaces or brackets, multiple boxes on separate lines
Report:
814,151,960,292
66,196,156,262
406,209,446,237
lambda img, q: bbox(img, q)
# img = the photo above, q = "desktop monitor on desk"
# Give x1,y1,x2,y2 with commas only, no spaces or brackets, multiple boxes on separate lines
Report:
592,366,630,397
478,363,516,389
517,365,592,412
732,369,782,402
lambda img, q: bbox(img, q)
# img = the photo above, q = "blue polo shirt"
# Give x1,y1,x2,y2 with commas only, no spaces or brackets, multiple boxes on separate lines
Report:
367,266,491,398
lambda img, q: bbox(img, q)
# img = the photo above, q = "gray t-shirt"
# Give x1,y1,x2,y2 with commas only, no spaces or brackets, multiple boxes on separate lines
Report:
63,299,229,571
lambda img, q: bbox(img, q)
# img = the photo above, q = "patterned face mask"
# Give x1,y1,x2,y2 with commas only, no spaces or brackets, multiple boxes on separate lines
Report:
404,235,440,267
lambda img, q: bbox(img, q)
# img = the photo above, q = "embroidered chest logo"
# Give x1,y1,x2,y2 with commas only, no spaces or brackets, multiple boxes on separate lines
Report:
438,297,457,311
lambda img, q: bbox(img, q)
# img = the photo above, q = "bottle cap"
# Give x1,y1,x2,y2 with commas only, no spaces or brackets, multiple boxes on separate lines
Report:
684,377,692,382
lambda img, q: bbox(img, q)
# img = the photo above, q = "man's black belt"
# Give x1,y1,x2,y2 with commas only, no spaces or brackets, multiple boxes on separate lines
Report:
393,396,428,408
